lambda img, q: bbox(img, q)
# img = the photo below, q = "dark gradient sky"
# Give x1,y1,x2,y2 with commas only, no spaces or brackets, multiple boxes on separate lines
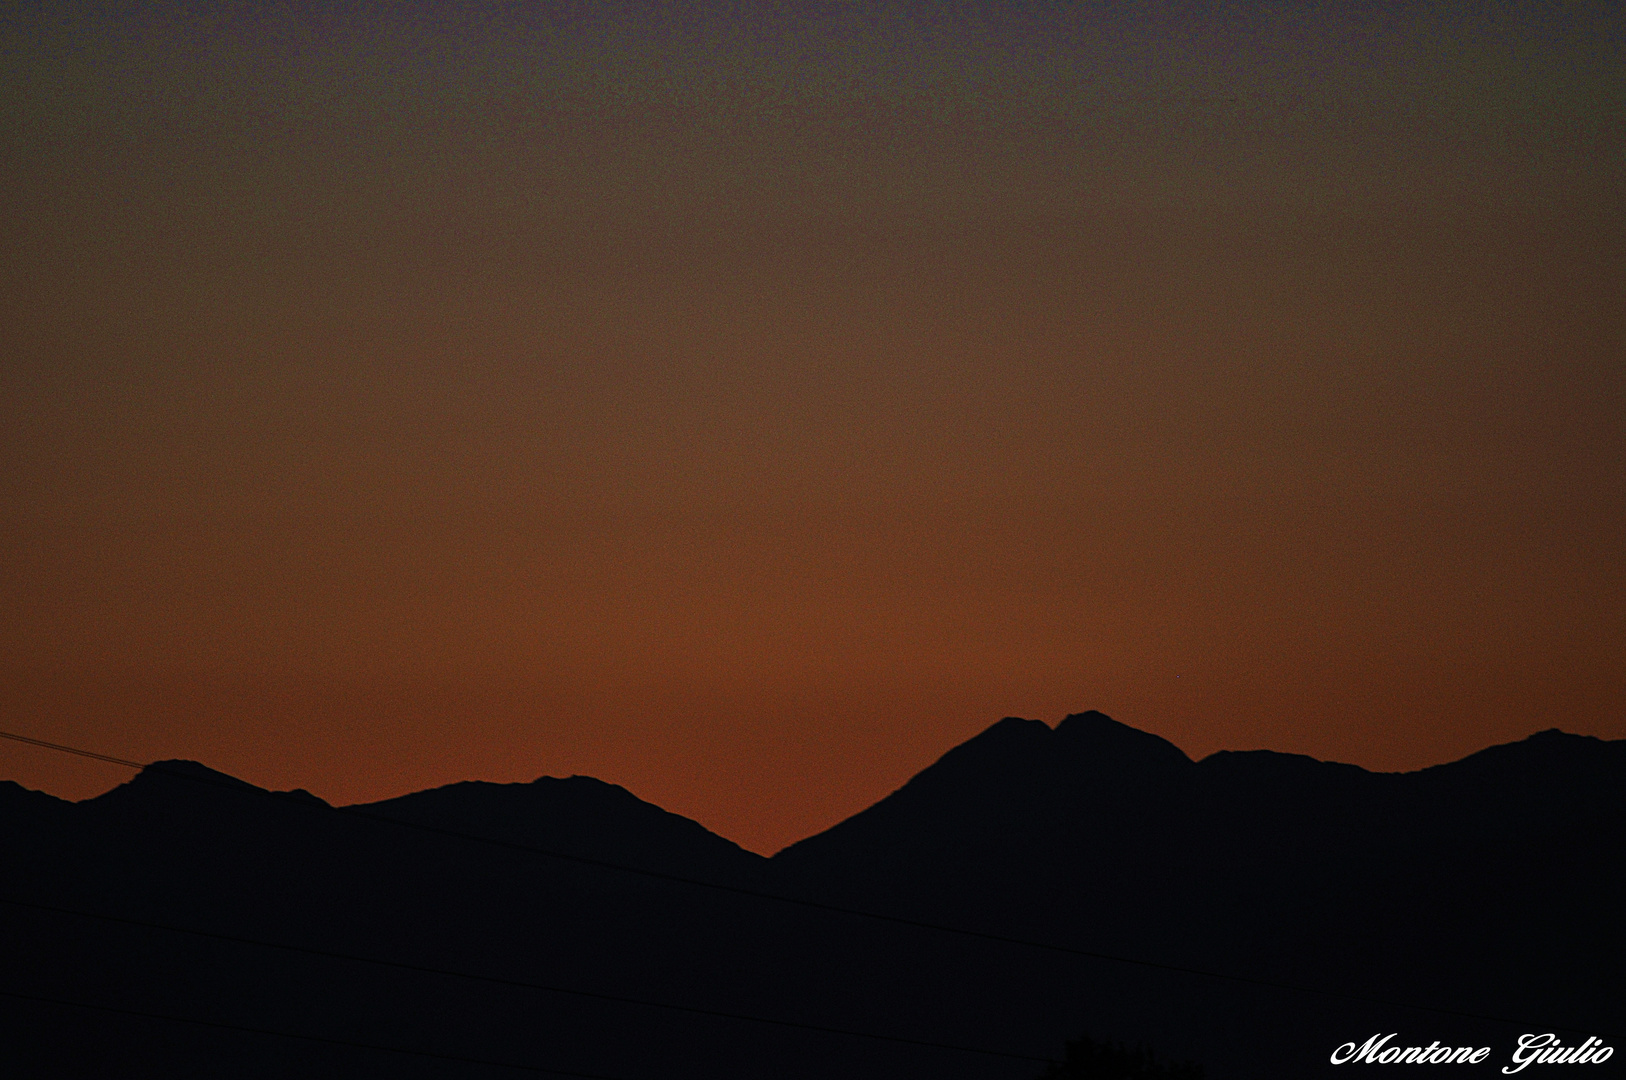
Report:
3,1,1623,853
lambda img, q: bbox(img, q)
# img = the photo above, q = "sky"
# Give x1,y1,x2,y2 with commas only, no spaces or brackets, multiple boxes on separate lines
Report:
2,1,1622,854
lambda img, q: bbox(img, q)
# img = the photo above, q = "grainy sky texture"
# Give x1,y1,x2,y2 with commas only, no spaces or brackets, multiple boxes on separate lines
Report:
3,1,1623,853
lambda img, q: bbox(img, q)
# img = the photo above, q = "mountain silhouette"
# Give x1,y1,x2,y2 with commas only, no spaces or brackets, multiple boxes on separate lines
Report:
354,774,765,882
2,713,1621,1079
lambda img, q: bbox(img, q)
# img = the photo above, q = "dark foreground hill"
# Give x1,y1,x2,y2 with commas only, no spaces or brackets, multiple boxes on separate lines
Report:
2,713,1621,1079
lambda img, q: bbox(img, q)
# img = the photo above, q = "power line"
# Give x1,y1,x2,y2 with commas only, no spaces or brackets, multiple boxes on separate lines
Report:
0,987,631,1078
0,726,1594,1035
0,729,143,770
0,894,1055,1066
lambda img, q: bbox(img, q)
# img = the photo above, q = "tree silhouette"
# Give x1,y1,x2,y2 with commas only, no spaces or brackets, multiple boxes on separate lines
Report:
1039,1035,1205,1079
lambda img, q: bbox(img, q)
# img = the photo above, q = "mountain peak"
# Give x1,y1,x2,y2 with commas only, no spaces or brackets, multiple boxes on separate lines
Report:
143,759,258,784
1421,726,1623,786
773,711,1195,865
870,711,1193,802
85,759,264,806
962,714,1052,748
1053,711,1193,768
353,771,765,877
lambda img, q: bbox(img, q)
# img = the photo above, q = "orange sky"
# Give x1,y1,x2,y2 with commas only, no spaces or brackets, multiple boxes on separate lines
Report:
3,2,1622,853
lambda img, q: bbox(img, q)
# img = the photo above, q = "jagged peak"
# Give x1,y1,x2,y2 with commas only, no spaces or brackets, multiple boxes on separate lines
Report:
1053,711,1193,767
1195,748,1374,786
0,778,72,810
970,715,1052,743
89,759,264,802
82,760,335,810
144,759,258,783
1526,727,1591,743
534,774,643,799
1416,725,1621,780
921,716,1051,773
917,711,1193,786
354,772,650,813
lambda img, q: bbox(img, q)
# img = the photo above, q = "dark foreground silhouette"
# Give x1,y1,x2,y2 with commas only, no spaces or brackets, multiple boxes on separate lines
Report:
2,712,1621,1078
1041,1037,1204,1079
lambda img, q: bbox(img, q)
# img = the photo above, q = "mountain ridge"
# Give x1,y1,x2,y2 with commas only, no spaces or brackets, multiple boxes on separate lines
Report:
3,713,1620,1079
7,717,1618,856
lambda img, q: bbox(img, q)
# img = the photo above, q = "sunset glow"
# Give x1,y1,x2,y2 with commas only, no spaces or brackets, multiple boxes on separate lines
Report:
3,1,1622,854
